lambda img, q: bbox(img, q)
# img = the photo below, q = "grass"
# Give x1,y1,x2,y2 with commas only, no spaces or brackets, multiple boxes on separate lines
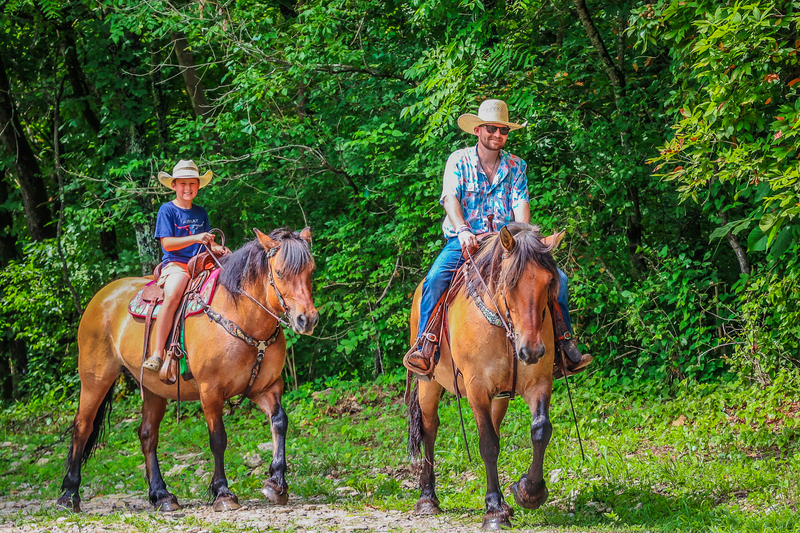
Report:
1,370,799,532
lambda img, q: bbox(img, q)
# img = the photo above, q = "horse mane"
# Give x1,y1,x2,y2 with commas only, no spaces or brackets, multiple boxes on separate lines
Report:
468,222,560,298
218,227,314,301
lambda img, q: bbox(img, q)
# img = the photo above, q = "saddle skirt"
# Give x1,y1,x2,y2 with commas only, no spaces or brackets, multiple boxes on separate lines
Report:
128,269,221,319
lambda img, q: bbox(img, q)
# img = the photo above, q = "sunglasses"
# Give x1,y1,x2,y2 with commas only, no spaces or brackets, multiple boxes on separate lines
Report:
481,124,511,135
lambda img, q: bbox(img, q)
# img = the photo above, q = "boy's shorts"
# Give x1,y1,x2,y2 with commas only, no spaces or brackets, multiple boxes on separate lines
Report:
157,261,190,287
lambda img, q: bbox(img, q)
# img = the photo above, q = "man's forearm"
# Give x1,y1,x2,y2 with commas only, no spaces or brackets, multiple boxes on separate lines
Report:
443,195,467,229
514,201,530,224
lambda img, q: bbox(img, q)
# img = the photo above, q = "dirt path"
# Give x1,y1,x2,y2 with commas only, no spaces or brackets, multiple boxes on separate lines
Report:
0,495,511,532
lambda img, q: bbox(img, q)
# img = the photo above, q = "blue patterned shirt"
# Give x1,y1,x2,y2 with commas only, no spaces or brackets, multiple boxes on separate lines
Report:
440,144,529,238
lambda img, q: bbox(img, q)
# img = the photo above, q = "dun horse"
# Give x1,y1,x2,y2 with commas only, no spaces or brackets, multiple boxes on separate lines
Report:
407,222,563,530
57,228,318,513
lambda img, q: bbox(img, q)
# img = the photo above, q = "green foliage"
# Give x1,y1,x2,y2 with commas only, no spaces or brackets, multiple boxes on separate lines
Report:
1,0,799,401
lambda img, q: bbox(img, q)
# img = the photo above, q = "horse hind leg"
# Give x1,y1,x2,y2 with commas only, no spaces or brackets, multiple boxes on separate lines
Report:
249,378,289,505
139,388,181,512
409,380,444,515
510,382,552,511
56,367,120,512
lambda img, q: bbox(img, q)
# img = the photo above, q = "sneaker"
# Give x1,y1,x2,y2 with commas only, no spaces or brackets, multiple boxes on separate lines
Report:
142,355,163,373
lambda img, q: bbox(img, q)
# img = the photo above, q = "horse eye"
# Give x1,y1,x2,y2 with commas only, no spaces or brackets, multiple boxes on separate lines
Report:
275,269,284,279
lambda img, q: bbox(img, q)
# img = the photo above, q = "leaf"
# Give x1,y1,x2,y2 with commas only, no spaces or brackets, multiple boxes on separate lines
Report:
768,226,794,259
789,78,800,87
759,213,778,232
709,219,751,242
765,97,772,105
747,227,766,251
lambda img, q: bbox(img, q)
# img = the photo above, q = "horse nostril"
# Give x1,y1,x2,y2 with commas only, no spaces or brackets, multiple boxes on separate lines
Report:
310,314,319,328
296,314,307,329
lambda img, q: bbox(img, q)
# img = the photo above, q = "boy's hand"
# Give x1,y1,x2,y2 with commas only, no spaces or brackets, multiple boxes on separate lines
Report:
195,232,215,246
210,243,231,257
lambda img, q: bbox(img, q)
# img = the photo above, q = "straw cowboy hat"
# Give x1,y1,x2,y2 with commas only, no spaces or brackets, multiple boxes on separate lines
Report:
157,160,213,189
457,99,527,135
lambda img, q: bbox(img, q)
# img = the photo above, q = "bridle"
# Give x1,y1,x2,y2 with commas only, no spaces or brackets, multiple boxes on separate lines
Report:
203,230,291,328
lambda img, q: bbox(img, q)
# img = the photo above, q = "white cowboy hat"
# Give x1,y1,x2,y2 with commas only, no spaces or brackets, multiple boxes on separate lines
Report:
457,99,527,135
157,160,213,189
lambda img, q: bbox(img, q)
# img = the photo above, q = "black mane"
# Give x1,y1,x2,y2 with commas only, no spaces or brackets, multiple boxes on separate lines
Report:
218,228,314,300
468,222,560,298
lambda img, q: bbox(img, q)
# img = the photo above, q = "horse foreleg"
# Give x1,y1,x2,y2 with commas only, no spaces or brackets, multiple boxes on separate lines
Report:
200,389,241,512
139,388,180,511
57,372,118,512
511,380,552,510
491,398,509,436
413,380,443,515
471,391,512,531
250,378,289,505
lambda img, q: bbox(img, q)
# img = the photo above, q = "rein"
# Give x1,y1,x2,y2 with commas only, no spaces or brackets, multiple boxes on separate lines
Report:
464,246,518,401
192,231,298,401
203,231,290,328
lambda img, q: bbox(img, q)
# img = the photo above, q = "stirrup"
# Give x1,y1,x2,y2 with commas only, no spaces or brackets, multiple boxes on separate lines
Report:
142,355,163,372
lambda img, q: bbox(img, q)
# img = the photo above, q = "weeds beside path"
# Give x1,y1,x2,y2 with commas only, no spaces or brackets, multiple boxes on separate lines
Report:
1,372,799,532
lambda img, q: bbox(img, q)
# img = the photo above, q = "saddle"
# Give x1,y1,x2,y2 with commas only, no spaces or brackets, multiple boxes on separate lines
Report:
138,249,227,387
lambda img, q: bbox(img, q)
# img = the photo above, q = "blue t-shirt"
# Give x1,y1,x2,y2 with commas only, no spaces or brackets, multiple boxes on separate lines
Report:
154,201,210,266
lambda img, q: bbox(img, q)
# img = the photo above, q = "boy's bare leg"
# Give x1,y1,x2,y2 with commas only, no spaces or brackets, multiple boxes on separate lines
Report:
143,273,190,372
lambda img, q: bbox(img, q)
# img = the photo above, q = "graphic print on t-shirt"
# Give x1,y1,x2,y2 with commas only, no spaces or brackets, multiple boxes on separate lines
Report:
155,203,210,265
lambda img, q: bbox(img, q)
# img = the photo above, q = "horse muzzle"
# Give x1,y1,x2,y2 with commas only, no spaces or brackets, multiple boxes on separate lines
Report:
291,310,318,335
517,341,546,365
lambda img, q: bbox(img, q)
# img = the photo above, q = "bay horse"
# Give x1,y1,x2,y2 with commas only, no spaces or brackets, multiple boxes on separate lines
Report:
56,227,318,513
407,222,564,530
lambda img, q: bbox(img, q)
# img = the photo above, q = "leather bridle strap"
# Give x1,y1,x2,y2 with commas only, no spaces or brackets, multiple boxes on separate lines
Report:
190,292,282,401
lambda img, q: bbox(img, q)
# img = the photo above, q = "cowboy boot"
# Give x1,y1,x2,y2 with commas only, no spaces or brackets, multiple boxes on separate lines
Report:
142,351,163,373
403,333,438,381
553,308,592,378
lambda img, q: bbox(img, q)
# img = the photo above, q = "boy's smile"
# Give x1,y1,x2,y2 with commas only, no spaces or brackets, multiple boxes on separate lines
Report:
171,178,200,209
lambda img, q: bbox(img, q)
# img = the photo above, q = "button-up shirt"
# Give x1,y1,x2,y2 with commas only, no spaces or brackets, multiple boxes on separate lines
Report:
440,144,529,238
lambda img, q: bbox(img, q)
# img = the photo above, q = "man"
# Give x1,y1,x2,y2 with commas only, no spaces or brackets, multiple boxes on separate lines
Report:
403,99,592,379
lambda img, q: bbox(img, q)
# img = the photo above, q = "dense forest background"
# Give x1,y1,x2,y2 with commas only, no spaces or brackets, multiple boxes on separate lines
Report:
1,0,798,402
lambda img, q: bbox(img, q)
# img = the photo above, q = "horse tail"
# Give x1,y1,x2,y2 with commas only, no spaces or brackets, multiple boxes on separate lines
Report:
68,382,116,467
407,382,422,458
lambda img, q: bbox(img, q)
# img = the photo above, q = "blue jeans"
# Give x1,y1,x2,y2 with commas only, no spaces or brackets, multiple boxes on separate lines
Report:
417,237,573,338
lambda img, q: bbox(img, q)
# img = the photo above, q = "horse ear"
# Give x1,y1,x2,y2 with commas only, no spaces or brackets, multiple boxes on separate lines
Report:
299,226,312,244
253,228,279,250
541,229,566,250
500,226,515,252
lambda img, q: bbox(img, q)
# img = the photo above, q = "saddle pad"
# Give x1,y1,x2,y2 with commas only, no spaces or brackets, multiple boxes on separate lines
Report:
128,269,221,319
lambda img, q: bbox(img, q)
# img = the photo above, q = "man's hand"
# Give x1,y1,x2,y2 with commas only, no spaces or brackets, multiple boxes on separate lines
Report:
458,230,479,254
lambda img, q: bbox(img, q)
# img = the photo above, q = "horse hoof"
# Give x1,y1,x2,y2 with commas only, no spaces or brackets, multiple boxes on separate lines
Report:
55,496,80,513
481,515,512,530
261,484,289,505
414,498,441,515
511,479,548,510
213,496,242,512
156,497,182,513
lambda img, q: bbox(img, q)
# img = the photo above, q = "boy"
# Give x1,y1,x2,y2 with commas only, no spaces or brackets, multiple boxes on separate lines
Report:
142,159,225,372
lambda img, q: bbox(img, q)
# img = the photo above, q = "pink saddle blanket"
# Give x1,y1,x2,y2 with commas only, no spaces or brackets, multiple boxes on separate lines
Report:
128,269,221,319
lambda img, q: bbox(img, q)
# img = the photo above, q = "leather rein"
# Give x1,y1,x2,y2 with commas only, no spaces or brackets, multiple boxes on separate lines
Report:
463,246,519,400
190,232,291,401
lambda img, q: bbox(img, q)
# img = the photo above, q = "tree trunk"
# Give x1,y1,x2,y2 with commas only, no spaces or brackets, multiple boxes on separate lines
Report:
572,0,644,271
0,53,55,241
172,32,213,120
720,211,750,275
0,170,26,401
59,29,102,134
118,34,160,275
